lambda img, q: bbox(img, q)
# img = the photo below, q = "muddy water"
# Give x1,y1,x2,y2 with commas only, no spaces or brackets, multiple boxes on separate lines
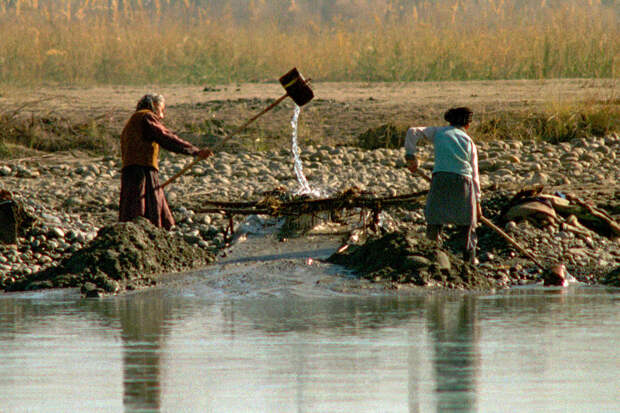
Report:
0,236,618,412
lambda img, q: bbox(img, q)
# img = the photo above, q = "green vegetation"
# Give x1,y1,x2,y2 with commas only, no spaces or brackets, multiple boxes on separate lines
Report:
0,0,617,85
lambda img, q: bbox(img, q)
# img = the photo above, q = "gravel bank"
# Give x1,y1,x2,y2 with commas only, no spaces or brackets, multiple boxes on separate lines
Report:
1,133,619,293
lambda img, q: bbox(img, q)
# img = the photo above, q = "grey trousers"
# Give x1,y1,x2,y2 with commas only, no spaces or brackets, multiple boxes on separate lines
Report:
424,172,478,258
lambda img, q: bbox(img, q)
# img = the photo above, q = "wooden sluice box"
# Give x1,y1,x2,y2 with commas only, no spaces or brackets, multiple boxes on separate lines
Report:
191,188,429,240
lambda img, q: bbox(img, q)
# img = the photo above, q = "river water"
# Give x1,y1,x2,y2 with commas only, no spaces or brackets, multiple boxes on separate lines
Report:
1,270,618,413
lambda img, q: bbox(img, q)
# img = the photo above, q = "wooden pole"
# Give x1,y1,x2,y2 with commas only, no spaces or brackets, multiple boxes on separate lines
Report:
478,216,546,270
158,93,289,191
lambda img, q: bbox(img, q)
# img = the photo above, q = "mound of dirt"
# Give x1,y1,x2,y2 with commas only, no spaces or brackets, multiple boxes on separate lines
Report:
328,231,494,290
6,217,215,296
356,123,408,150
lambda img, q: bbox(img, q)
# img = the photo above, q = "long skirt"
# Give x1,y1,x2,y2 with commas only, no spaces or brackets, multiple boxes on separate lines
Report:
119,165,175,230
425,171,477,253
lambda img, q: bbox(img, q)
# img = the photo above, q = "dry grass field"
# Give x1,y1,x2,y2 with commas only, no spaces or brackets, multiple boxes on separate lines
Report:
0,1,617,157
0,0,617,84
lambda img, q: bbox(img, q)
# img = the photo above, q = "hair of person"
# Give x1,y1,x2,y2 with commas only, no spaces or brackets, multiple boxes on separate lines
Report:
136,93,165,112
444,107,473,127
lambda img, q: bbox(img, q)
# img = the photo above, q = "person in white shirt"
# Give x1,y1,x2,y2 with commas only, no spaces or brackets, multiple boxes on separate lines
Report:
404,107,481,264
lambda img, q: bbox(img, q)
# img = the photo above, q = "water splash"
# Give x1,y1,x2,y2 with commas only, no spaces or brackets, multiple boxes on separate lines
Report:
290,104,321,197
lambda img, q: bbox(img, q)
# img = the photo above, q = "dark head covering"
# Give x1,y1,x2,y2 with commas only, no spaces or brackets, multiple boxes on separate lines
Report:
444,107,473,127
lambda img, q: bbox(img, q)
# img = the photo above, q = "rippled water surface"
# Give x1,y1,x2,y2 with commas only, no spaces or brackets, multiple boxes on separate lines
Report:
1,284,618,412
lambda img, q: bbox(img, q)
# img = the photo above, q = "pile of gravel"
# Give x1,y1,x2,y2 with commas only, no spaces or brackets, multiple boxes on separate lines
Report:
329,188,620,290
328,231,494,290
4,217,215,296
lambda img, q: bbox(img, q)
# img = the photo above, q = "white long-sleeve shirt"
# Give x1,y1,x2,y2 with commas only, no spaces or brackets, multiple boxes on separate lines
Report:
405,125,481,201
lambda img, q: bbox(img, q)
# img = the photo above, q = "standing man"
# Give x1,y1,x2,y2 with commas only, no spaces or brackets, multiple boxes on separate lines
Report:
404,107,481,263
119,93,212,229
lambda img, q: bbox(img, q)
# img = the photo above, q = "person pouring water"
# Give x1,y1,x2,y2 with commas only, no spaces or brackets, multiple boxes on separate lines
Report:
119,93,213,229
404,107,482,264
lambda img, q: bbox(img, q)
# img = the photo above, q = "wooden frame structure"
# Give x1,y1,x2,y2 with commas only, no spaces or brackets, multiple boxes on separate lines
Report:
193,189,429,241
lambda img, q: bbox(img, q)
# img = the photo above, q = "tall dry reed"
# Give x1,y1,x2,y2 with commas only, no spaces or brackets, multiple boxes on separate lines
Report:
0,0,617,84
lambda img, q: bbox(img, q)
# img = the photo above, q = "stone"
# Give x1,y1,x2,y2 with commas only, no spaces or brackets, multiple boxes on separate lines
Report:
81,282,101,297
48,227,66,239
406,255,432,269
542,264,568,287
435,250,451,272
602,266,620,287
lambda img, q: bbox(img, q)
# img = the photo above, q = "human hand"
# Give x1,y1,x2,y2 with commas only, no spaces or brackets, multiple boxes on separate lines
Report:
476,202,483,219
196,148,213,159
406,157,419,174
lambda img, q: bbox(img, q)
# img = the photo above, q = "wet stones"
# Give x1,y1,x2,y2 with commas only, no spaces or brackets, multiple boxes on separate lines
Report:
541,264,569,286
0,195,36,245
435,250,451,272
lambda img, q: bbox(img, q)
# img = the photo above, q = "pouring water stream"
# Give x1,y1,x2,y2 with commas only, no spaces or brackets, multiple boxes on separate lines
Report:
290,104,321,197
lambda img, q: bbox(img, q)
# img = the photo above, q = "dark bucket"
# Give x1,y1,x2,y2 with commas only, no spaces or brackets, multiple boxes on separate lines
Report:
279,68,314,107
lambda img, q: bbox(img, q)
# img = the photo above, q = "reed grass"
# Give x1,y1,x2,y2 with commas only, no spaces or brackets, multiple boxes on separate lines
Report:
1,100,616,159
474,100,620,143
0,112,118,158
0,1,617,158
0,0,617,85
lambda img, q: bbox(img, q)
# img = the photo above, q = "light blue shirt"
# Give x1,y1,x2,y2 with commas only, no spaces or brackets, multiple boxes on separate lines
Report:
433,126,474,177
405,125,480,200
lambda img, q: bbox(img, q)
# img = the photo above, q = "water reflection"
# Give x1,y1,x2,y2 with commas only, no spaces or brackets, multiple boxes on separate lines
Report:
80,292,207,413
117,296,164,412
223,296,427,412
426,295,479,412
225,295,481,412
227,295,425,333
0,287,617,412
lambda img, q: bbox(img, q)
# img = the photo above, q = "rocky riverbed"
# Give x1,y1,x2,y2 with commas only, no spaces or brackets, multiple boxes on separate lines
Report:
1,132,620,294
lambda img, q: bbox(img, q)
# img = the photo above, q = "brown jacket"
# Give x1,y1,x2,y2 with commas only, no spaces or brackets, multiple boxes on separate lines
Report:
121,109,199,170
